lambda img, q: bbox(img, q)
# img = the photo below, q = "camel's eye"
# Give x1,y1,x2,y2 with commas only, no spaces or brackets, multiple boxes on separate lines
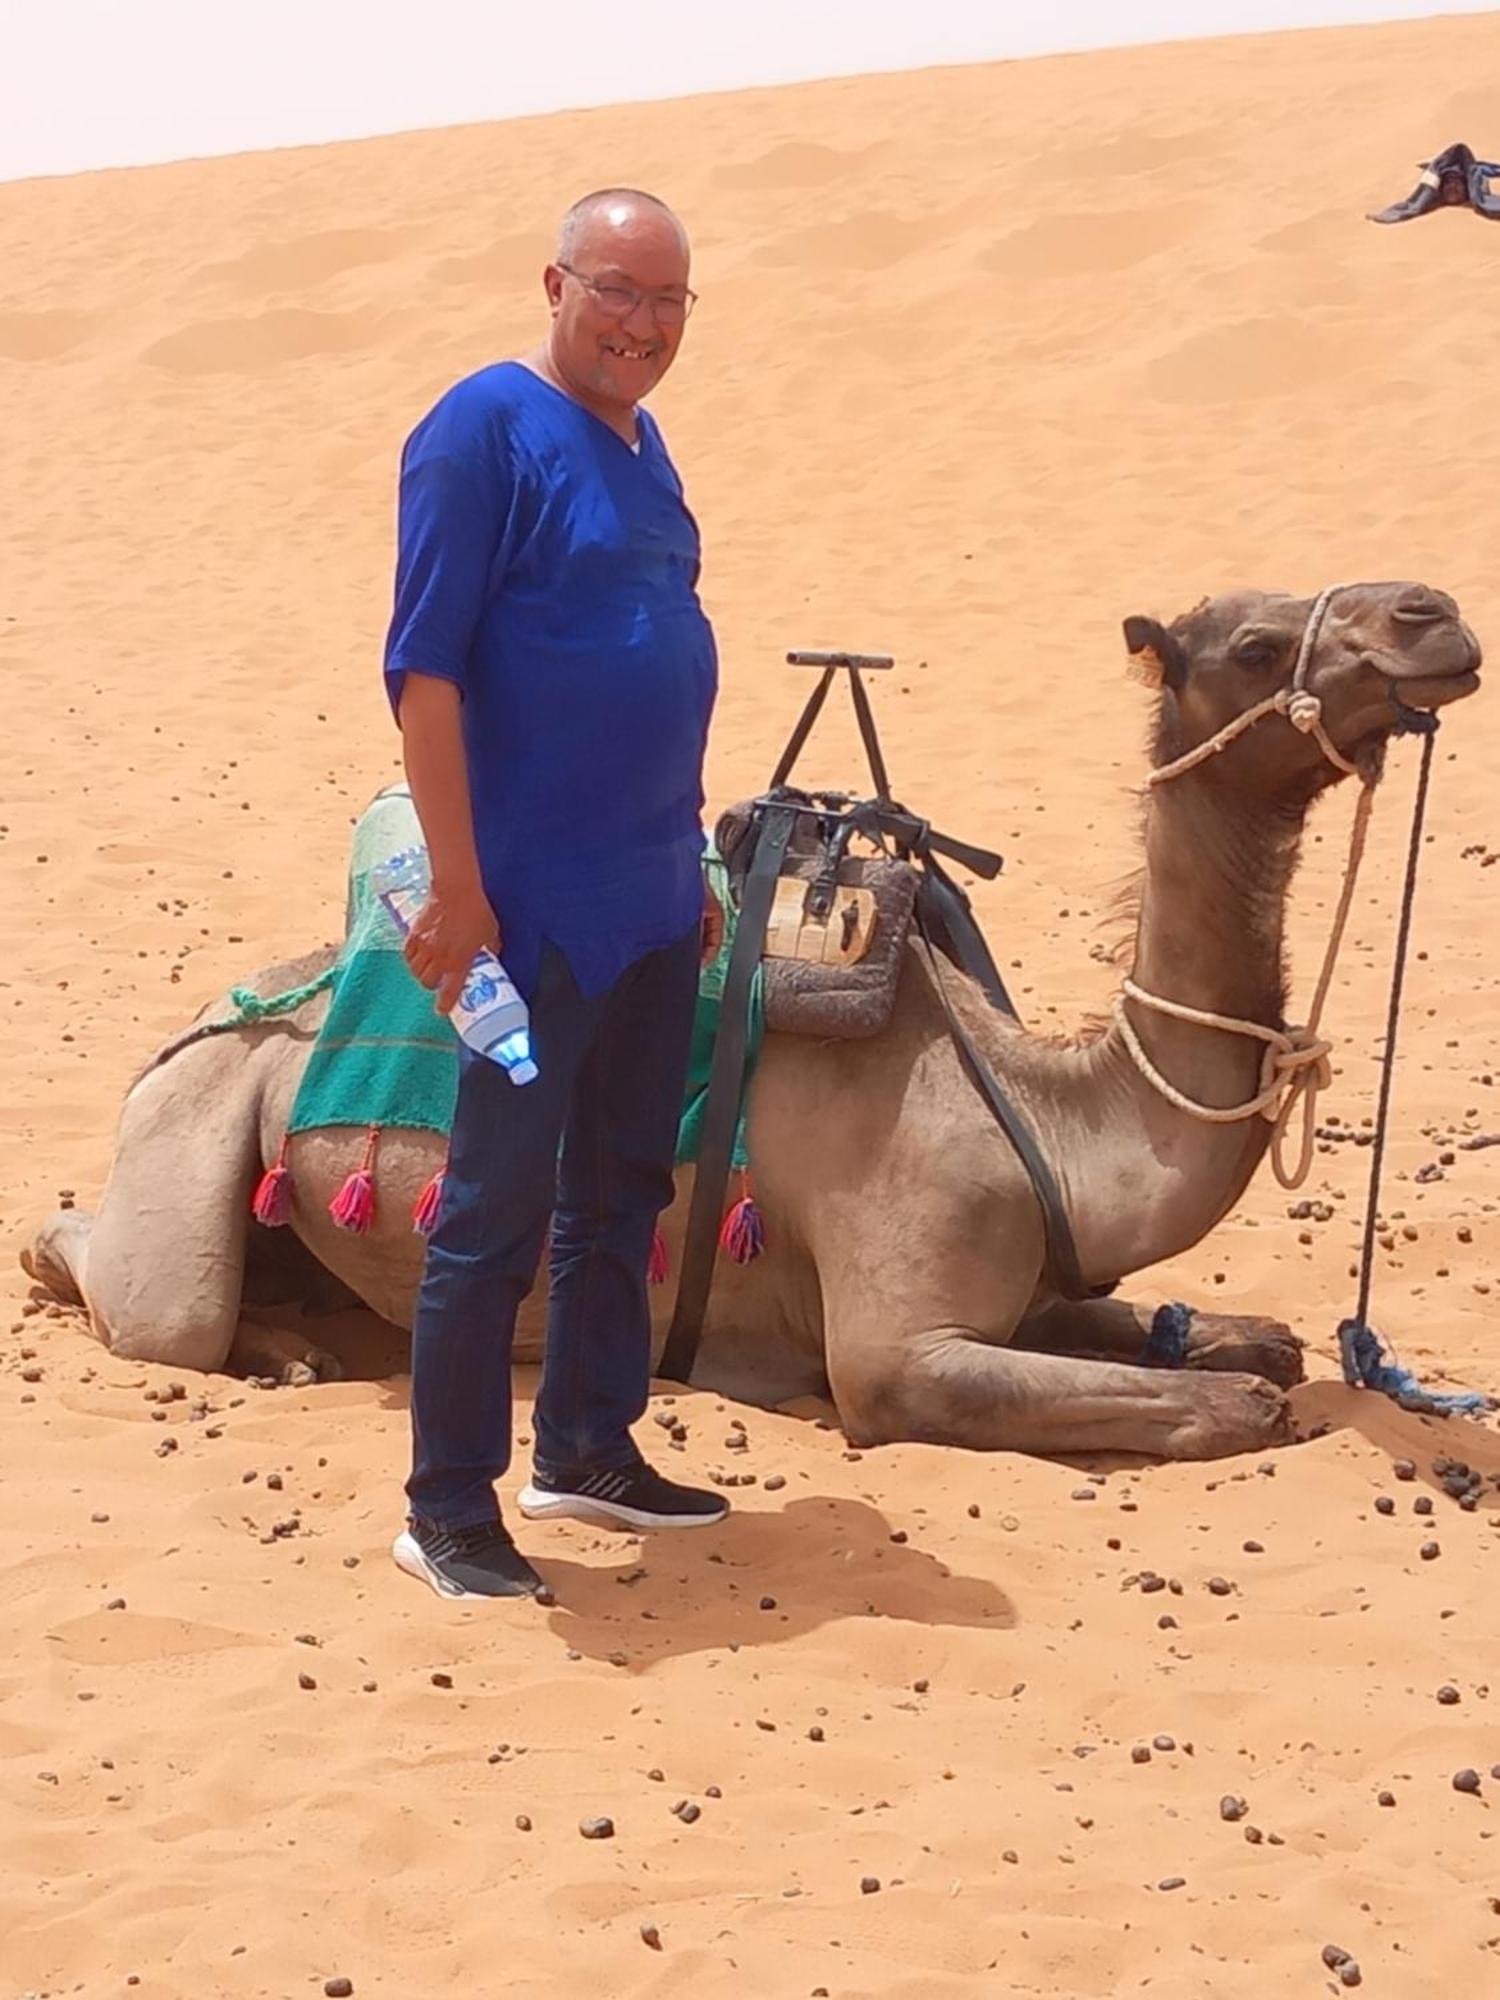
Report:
1232,632,1279,670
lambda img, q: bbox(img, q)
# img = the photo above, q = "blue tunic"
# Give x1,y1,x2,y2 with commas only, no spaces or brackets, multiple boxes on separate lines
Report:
383,361,718,1000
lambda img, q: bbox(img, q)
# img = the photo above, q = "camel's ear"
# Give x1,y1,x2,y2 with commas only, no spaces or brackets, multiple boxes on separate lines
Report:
1122,616,1188,692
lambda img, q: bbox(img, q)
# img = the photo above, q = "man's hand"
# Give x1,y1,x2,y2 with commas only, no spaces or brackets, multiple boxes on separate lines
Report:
700,878,725,969
404,881,501,1016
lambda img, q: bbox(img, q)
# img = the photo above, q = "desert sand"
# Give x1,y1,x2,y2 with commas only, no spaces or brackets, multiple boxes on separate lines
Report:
4,12,1500,1997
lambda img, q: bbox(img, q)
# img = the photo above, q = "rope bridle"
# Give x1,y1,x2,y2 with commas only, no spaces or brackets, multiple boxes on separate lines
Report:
1116,582,1376,1190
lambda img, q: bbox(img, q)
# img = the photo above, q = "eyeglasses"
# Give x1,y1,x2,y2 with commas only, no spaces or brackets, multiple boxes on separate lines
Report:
556,261,697,325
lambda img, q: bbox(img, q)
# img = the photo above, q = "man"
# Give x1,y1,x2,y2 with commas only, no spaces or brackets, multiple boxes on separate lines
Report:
383,189,727,1602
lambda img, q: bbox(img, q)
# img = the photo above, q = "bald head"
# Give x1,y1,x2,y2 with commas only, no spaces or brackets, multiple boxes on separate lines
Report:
556,188,690,266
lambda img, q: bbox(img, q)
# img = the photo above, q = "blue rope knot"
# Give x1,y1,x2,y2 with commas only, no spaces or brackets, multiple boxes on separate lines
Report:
1337,1316,1491,1416
1140,1302,1193,1370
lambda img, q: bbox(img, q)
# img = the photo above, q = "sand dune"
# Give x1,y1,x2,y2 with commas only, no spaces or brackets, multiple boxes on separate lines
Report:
4,11,1500,1995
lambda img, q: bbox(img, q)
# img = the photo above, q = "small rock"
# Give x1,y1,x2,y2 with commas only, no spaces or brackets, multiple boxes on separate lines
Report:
1219,1795,1248,1822
764,1475,786,1492
515,1813,532,1831
1322,1944,1353,1972
860,1876,881,1894
1339,1966,1362,1991
1242,1540,1264,1554
580,1815,615,1839
1414,1495,1434,1517
1131,1745,1152,1764
1071,1487,1096,1501
1393,1459,1416,1481
324,1982,354,1999
808,1725,825,1742
1420,1541,1441,1561
1153,1735,1176,1752
1378,1790,1396,1807
431,1672,453,1688
1452,1768,1482,1794
1374,1496,1395,1516
673,1800,701,1824
1158,1876,1186,1892
298,1673,317,1691
639,1922,662,1950
759,1596,777,1611
1206,1576,1233,1597
1436,1685,1461,1705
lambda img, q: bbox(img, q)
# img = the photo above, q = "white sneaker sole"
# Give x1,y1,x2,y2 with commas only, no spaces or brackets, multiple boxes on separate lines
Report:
516,1483,727,1531
392,1529,472,1597
392,1528,546,1601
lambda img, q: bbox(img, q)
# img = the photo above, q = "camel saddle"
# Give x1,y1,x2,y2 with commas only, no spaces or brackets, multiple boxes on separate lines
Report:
714,789,921,1040
659,651,1103,1385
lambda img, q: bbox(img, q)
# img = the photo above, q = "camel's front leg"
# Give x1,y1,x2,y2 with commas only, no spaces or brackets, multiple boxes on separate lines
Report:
827,1321,1292,1462
1016,1295,1306,1389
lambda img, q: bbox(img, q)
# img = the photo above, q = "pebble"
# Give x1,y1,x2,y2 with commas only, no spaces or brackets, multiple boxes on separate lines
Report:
1414,1495,1434,1516
860,1876,881,1894
1158,1877,1186,1892
1152,1735,1176,1753
808,1725,825,1742
1071,1487,1096,1501
1131,1745,1152,1765
298,1673,317,1691
1374,1496,1395,1516
324,1982,354,1999
1242,1540,1264,1554
759,1596,777,1611
431,1672,453,1689
639,1922,662,1950
515,1814,532,1831
1206,1576,1233,1597
1219,1795,1248,1822
1378,1790,1397,1807
763,1475,786,1492
1452,1768,1482,1795
1436,1685,1461,1705
1420,1541,1442,1561
579,1815,615,1839
674,1800,701,1824
1393,1459,1417,1481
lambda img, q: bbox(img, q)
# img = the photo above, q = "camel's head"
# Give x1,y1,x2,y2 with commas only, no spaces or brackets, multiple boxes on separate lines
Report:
1125,582,1481,796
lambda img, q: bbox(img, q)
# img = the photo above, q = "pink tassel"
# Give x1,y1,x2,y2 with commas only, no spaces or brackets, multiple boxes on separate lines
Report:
329,1126,380,1234
718,1172,766,1265
647,1224,670,1285
251,1136,293,1227
412,1167,446,1237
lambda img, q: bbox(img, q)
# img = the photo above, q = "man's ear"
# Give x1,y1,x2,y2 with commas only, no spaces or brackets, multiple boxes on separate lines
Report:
1122,616,1189,691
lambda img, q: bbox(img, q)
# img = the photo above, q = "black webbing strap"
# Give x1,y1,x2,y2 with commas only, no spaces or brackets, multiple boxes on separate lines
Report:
912,898,1096,1303
911,856,1017,1019
658,801,798,1382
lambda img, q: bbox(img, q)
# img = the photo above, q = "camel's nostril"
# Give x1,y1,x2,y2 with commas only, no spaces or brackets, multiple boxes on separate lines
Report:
1392,587,1454,625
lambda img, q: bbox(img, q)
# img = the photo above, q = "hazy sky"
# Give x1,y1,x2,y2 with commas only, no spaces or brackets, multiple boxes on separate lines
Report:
4,1,1493,184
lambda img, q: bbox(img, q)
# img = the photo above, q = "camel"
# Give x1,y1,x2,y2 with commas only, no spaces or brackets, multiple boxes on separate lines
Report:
24,581,1482,1461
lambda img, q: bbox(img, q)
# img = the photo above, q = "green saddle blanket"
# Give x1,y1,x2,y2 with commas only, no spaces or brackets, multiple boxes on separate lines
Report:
285,786,759,1169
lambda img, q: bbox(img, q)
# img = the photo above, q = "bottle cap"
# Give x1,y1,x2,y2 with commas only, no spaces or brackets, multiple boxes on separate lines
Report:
507,1057,539,1085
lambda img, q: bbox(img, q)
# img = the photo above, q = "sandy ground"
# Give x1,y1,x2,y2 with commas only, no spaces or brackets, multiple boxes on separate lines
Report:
4,11,1500,1997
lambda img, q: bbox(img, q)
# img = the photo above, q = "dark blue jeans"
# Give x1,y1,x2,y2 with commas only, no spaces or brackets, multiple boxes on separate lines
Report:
406,926,701,1528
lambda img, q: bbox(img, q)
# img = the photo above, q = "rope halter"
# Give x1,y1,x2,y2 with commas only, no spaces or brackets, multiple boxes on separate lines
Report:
1147,582,1363,787
1121,582,1374,1189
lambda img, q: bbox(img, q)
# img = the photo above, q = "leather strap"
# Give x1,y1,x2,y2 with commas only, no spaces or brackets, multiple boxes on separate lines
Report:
658,801,797,1382
912,900,1099,1303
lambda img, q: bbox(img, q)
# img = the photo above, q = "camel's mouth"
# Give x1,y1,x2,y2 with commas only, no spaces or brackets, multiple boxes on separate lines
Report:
1385,664,1482,712
1365,626,1482,713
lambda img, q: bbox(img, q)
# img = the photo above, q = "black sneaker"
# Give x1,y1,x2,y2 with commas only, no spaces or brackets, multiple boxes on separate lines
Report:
518,1460,729,1531
392,1514,546,1599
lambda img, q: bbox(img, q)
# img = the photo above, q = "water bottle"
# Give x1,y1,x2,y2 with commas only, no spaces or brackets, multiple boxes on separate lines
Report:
371,846,538,1086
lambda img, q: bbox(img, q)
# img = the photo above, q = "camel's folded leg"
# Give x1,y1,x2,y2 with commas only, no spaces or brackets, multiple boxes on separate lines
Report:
30,1054,262,1371
1015,1295,1305,1388
827,1321,1292,1462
